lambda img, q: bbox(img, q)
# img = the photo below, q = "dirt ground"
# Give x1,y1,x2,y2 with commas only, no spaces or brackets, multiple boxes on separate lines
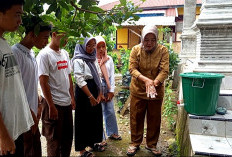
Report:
39,103,176,157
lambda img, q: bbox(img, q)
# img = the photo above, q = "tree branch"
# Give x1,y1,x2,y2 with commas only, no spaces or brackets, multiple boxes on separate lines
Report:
72,9,77,23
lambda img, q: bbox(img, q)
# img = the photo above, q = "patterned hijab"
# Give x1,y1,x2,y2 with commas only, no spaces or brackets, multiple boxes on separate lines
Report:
72,36,102,93
95,36,111,90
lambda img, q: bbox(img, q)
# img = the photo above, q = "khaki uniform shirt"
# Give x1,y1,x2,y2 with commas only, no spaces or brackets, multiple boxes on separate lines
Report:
129,44,169,100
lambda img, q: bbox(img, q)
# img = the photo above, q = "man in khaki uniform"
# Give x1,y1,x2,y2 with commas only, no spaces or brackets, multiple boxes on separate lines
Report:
127,24,169,156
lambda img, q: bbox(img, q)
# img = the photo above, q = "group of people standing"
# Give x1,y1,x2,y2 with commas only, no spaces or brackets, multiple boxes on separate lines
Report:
0,0,169,157
0,1,121,157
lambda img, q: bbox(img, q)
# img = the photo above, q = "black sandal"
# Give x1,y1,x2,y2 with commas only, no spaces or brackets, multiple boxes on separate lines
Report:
92,143,106,152
109,134,122,140
80,151,94,157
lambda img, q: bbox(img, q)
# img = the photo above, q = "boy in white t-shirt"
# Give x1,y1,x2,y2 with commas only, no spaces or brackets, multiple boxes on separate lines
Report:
12,16,51,157
36,32,75,157
0,0,34,156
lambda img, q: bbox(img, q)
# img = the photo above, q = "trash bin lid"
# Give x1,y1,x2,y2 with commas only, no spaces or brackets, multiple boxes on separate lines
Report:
180,72,224,79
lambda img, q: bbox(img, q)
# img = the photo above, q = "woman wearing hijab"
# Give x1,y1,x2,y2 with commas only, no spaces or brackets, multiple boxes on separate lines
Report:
72,36,105,157
95,36,121,146
127,25,169,156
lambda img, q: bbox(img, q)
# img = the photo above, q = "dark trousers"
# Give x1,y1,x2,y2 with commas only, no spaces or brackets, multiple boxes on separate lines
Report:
0,134,24,157
130,95,163,148
24,128,42,157
41,99,73,157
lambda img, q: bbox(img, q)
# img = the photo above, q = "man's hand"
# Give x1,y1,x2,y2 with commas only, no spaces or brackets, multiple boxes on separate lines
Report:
31,111,38,135
49,105,58,120
0,135,15,155
37,104,42,120
106,92,114,102
71,98,76,110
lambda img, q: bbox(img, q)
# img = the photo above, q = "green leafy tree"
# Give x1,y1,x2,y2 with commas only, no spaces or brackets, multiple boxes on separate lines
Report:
120,48,130,75
158,27,180,80
108,51,119,73
4,0,141,56
18,0,139,51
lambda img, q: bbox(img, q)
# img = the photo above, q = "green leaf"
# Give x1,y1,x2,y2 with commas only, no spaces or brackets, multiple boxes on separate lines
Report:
78,0,94,9
46,2,57,14
24,0,35,11
119,0,126,6
58,1,70,11
84,13,90,20
55,7,62,19
89,6,104,13
41,15,56,24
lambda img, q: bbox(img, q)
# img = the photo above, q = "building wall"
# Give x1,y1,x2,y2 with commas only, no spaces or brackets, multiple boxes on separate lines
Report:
117,28,128,49
173,41,181,53
178,6,201,16
117,26,165,50
128,27,142,49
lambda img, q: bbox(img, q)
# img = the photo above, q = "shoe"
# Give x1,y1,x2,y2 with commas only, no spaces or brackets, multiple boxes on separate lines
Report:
101,141,107,147
109,134,122,140
145,146,162,156
80,151,94,157
92,143,106,152
126,146,140,156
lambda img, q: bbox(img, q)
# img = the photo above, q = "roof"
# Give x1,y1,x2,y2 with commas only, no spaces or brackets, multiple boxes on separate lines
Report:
166,8,176,16
120,16,176,26
100,0,202,11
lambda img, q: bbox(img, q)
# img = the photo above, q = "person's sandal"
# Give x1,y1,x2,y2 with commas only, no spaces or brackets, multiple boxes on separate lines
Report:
92,143,106,152
109,134,122,140
80,151,94,157
145,146,162,156
126,146,140,156
101,141,107,147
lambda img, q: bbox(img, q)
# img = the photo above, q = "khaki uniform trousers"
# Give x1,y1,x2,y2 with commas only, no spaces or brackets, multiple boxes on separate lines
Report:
130,95,163,148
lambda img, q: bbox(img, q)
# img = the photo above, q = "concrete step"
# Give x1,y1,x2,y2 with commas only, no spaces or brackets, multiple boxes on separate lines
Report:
189,110,232,137
190,134,232,156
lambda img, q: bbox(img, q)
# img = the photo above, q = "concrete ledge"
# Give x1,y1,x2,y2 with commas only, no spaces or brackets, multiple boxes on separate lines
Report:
190,134,232,156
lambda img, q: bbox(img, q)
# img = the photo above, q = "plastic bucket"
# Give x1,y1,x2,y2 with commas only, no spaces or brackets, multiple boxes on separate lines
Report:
180,72,224,116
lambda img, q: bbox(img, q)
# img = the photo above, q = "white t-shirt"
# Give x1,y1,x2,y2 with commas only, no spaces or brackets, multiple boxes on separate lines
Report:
36,46,71,106
0,38,34,141
12,43,38,115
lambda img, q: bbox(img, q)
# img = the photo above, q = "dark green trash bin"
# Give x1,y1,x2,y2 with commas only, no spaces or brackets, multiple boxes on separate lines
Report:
180,72,224,116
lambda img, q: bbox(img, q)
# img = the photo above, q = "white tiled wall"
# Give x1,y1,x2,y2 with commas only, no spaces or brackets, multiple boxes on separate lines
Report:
220,76,232,90
217,96,232,110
